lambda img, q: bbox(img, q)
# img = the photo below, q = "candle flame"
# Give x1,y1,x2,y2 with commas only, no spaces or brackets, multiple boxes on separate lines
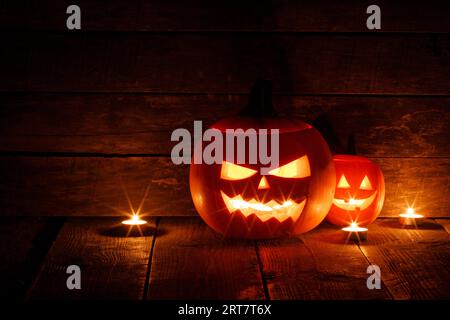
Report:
122,214,147,226
342,222,368,232
399,206,424,220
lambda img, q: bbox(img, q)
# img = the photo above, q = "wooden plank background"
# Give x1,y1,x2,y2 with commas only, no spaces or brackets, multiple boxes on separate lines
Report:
0,1,449,218
1,0,449,32
0,95,449,157
1,34,449,94
0,157,448,217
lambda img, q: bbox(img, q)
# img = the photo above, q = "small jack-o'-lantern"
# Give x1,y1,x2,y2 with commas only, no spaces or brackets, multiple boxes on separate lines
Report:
190,81,335,238
326,155,385,227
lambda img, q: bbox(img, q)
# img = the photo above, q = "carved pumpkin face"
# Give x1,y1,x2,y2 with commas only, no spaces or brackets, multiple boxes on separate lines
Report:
326,155,385,227
190,117,335,239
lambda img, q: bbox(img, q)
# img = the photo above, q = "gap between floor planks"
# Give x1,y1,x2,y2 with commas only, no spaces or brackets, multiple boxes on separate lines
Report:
4,217,448,300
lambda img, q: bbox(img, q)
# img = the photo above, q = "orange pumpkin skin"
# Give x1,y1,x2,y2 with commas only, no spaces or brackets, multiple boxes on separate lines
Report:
189,117,335,239
326,155,385,227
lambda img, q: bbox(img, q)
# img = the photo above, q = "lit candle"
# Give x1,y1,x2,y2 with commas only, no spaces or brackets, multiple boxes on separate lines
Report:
122,214,147,226
342,222,368,242
399,207,424,226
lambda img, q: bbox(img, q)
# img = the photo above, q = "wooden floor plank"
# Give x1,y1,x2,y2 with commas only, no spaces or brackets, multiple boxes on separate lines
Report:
257,222,391,299
146,217,265,300
435,219,450,234
358,219,450,299
4,217,449,300
0,217,60,300
29,218,156,300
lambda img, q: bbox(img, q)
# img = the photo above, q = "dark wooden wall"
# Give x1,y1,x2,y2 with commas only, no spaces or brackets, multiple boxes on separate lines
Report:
0,1,449,217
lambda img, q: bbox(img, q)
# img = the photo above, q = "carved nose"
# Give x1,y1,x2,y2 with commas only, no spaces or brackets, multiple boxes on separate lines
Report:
258,176,270,189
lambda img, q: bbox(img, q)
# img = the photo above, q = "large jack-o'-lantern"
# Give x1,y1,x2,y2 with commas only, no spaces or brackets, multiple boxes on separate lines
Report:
326,155,385,227
190,81,335,239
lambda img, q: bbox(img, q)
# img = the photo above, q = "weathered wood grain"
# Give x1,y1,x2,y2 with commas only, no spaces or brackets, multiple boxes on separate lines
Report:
435,219,450,234
0,157,193,217
358,219,450,299
257,222,391,299
0,217,61,300
146,217,265,299
29,218,156,300
1,34,448,94
1,94,449,157
1,0,449,32
0,157,449,217
377,158,450,217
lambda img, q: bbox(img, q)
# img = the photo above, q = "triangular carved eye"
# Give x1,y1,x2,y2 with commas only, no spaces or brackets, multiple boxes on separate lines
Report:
360,175,373,190
337,174,350,188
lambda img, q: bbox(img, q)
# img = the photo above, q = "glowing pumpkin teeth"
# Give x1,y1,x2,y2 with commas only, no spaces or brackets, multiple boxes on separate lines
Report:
229,199,272,212
229,199,249,209
333,191,378,211
250,203,273,212
221,191,306,223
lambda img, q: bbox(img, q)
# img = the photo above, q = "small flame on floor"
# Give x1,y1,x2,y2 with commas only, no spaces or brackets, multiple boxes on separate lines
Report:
122,214,147,226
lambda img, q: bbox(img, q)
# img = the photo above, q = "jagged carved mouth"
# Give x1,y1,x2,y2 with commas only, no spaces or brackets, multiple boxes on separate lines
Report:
332,191,377,211
221,191,306,223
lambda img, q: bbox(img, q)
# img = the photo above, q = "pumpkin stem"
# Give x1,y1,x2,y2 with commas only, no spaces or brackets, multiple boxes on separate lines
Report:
240,79,277,117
